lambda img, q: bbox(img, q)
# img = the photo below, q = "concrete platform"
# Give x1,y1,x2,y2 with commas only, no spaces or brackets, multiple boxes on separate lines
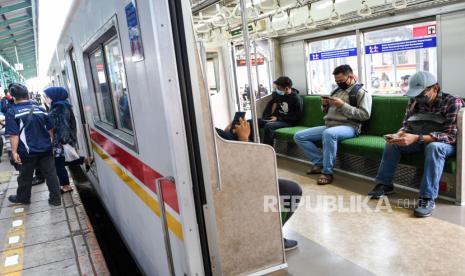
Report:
0,160,109,275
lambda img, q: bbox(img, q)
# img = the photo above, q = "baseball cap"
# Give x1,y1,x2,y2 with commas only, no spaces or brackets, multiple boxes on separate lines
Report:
405,71,437,98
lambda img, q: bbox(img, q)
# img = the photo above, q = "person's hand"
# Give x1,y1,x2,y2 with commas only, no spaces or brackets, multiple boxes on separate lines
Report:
235,118,251,142
328,97,345,108
321,97,330,105
270,116,278,122
12,152,21,165
390,133,419,146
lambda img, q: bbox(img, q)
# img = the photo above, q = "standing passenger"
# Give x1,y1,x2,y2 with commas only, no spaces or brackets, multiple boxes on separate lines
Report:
44,87,79,193
368,71,464,217
5,84,61,205
294,65,372,185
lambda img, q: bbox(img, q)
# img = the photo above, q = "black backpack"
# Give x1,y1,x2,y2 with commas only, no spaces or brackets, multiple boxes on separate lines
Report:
331,83,370,134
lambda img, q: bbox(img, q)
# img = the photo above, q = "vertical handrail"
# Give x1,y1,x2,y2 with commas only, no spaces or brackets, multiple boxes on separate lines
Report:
156,176,176,276
240,0,260,143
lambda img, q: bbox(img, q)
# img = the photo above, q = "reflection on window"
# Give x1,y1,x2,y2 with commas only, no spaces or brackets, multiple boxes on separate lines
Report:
364,21,437,95
206,53,220,94
307,35,358,94
89,49,115,125
104,38,133,133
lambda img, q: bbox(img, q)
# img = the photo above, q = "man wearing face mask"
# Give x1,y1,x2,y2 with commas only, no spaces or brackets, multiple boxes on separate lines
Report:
294,65,372,185
368,71,464,217
260,76,303,146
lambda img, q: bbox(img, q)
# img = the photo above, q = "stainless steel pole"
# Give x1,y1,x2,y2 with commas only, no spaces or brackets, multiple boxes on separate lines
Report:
239,0,260,143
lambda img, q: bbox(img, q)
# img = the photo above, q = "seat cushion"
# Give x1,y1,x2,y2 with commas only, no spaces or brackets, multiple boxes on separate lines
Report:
298,96,325,127
275,126,308,142
339,135,456,173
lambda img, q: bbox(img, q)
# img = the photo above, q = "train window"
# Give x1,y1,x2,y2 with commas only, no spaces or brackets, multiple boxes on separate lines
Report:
89,48,116,125
104,37,133,132
307,35,358,94
363,21,437,95
206,52,220,94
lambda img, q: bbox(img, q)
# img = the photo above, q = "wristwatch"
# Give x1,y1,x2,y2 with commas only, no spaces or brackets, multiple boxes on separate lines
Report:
418,134,425,144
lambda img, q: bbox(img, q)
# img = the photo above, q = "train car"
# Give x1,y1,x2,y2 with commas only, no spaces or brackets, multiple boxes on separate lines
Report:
46,0,465,275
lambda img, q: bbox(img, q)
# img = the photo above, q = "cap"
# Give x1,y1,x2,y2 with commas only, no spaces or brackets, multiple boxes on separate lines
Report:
405,71,437,98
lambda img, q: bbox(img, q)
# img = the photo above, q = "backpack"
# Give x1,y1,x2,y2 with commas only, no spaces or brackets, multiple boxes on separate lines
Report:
331,83,369,134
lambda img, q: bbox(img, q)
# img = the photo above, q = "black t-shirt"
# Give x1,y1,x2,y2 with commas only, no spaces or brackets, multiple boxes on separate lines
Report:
271,91,303,124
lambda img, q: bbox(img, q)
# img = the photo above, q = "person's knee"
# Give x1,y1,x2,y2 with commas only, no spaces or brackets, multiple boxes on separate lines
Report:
294,132,304,143
425,142,446,158
322,129,337,141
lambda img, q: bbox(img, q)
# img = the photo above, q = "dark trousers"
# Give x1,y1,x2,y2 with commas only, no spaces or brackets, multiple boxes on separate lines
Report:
34,168,44,180
279,179,302,225
54,156,70,186
261,120,292,146
17,155,61,202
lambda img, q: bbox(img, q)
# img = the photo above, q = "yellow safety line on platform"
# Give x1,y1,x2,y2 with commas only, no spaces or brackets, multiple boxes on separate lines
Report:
92,143,184,240
0,207,26,275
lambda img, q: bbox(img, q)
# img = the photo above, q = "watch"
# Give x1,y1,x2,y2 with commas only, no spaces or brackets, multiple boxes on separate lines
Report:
418,134,425,144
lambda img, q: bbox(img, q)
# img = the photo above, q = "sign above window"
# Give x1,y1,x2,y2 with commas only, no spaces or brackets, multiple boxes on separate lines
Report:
309,48,357,61
365,37,436,55
125,1,144,62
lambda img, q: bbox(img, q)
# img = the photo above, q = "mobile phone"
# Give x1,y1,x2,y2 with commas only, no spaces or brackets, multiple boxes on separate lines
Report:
383,134,394,141
321,95,333,100
232,112,246,124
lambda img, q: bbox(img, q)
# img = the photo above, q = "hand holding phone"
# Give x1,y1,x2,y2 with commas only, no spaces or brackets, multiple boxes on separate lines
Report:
384,134,395,141
232,112,246,124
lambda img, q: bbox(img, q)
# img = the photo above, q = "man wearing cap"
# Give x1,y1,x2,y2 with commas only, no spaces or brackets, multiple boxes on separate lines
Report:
368,71,464,217
5,83,61,206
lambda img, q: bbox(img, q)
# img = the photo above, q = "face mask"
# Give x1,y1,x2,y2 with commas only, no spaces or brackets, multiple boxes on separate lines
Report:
415,95,431,105
276,89,285,96
336,77,351,90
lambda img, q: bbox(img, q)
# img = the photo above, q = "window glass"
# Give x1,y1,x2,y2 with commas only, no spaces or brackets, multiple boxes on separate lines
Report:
89,49,115,125
104,38,133,133
364,21,437,95
206,52,220,94
307,35,358,94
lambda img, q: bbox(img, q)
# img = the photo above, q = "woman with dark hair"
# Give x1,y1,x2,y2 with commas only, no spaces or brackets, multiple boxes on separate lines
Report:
44,87,90,193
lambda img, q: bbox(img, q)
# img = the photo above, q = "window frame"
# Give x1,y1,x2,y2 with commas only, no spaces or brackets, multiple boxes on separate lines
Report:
83,15,138,151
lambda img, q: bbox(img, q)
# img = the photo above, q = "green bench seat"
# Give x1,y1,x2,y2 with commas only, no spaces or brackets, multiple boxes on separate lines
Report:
273,95,457,174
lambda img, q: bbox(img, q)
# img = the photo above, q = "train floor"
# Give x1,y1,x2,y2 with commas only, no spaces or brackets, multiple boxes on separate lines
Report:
271,157,465,276
0,154,109,275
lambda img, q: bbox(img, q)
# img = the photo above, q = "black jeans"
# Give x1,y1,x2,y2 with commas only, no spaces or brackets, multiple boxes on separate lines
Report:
17,155,61,202
55,156,70,186
261,120,292,146
279,179,302,225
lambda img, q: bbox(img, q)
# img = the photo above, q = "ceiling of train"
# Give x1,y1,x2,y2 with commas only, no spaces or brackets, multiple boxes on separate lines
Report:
191,0,460,42
0,0,36,79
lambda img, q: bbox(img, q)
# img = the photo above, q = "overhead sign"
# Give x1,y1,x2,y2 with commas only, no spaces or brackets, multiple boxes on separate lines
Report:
309,48,357,61
413,24,436,37
365,37,436,54
125,1,144,62
14,63,23,71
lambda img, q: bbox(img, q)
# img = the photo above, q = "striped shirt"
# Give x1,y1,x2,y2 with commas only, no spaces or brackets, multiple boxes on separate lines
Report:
400,92,464,144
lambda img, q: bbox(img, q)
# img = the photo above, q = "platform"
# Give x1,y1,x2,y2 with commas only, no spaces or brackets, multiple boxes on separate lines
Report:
0,157,109,276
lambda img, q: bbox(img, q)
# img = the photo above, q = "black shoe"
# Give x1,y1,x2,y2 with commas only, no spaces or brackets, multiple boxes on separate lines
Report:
32,177,45,186
368,183,394,199
48,198,62,206
284,238,298,251
414,198,435,218
8,195,30,205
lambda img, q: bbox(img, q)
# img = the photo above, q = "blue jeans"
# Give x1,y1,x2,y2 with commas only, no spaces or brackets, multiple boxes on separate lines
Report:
294,125,357,174
375,142,456,199
262,121,292,146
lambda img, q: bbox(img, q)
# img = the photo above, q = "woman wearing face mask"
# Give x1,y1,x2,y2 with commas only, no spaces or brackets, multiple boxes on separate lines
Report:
44,87,92,193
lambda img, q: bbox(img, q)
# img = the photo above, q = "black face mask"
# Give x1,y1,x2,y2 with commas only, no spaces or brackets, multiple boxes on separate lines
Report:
336,77,351,90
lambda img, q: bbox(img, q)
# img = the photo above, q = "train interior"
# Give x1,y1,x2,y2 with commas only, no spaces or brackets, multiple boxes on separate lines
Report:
189,0,465,275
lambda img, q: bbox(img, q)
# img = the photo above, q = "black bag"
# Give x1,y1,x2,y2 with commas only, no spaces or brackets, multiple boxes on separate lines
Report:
406,112,445,135
10,106,35,170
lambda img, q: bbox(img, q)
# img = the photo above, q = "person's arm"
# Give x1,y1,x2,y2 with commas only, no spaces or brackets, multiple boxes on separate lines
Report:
429,97,464,144
333,89,371,121
9,135,21,164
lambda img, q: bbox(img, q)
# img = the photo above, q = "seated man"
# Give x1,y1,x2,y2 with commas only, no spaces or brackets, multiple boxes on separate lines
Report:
216,118,302,251
294,65,372,185
260,76,303,146
368,71,464,218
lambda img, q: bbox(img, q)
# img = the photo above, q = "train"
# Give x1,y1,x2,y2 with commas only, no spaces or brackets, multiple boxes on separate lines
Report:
46,0,465,275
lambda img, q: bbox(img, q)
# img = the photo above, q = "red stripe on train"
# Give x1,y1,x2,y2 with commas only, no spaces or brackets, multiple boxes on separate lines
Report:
90,129,180,214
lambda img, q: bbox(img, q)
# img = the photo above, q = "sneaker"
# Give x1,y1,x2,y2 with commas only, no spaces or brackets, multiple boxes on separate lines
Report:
48,198,62,206
284,238,298,251
8,195,30,205
414,198,435,218
32,177,45,186
368,184,394,199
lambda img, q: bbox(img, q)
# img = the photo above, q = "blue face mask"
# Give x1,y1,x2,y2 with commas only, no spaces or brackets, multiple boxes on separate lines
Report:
276,89,285,96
